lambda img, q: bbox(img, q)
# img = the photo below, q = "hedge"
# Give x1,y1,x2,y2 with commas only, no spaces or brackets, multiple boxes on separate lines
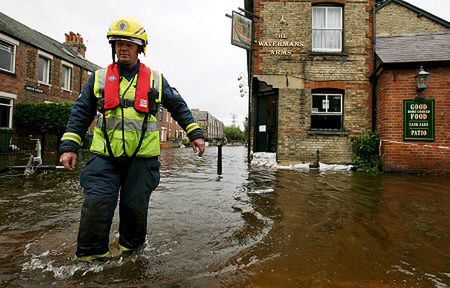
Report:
13,102,73,131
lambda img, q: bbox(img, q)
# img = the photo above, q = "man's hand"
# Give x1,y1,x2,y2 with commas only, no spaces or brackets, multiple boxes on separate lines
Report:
60,152,78,171
191,138,206,157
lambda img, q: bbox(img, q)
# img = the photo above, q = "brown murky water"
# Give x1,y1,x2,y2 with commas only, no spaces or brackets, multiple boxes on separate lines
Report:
0,146,448,287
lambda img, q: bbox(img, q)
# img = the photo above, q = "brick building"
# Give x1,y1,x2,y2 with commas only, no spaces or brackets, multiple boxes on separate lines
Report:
244,0,449,172
191,109,224,140
0,11,99,129
156,107,186,143
373,0,450,174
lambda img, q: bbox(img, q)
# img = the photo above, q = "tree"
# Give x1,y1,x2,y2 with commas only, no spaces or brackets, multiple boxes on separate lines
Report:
223,126,245,142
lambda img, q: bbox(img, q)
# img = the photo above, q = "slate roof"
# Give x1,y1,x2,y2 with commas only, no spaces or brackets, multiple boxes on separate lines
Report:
376,31,450,64
0,11,100,71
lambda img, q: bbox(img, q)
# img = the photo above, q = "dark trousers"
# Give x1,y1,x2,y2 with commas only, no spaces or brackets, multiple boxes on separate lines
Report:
76,155,160,257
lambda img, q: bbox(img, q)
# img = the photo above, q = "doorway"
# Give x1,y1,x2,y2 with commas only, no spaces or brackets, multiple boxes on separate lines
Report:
254,80,278,153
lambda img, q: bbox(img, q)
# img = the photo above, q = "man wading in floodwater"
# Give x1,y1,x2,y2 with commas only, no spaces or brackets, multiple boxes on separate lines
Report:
59,17,205,261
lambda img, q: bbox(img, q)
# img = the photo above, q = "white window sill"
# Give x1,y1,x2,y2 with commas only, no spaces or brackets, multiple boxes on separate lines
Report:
0,67,15,74
61,88,72,93
38,81,52,87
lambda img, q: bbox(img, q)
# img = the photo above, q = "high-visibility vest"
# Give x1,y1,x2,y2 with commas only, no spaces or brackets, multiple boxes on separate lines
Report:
90,63,163,158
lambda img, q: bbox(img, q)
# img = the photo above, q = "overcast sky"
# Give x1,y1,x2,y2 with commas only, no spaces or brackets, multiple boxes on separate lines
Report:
2,0,449,128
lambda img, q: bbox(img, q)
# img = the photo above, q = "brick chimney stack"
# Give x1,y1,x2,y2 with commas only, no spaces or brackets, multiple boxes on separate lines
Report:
63,31,87,58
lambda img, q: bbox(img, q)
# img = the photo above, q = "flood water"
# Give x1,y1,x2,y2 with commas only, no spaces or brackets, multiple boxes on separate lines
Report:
0,146,448,287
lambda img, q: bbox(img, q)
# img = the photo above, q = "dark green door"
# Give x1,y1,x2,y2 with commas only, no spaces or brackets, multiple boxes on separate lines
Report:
255,91,277,152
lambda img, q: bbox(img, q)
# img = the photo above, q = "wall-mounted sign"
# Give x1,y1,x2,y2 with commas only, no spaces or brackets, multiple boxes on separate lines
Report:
256,15,303,56
404,98,435,141
231,11,252,50
25,86,44,93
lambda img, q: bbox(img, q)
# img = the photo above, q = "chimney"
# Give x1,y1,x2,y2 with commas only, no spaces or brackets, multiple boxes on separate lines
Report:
63,31,87,58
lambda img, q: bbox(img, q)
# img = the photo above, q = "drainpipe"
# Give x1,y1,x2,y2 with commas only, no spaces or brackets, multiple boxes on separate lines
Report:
371,3,378,132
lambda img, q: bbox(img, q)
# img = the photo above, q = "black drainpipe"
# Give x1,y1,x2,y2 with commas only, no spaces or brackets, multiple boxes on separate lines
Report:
371,4,378,132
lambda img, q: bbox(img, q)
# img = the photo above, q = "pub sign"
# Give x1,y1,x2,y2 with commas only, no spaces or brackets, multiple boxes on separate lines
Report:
404,98,435,141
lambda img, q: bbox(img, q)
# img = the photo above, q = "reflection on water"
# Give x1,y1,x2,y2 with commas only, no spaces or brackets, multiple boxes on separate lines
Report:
0,146,448,287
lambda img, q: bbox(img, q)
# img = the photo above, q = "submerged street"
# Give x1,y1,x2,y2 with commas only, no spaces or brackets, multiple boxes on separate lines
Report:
0,146,449,287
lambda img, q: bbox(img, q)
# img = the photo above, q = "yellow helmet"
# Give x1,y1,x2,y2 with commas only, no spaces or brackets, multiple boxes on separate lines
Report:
107,17,148,54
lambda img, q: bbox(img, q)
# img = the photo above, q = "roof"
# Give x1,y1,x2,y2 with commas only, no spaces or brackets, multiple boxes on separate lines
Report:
376,31,450,64
0,11,100,71
375,0,450,28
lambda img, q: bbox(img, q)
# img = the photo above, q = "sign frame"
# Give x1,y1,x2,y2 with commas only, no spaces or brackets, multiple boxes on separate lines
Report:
231,11,252,51
403,98,435,141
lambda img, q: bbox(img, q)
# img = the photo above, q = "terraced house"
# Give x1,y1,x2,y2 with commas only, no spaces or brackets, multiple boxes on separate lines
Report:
0,11,99,130
244,0,449,173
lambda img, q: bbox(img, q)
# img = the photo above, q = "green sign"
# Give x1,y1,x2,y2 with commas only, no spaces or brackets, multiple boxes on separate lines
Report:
404,98,435,141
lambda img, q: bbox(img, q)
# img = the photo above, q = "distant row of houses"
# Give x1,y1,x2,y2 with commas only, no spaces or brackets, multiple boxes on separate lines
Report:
0,11,223,143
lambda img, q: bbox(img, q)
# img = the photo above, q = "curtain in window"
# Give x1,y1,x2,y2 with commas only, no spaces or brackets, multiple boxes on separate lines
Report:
312,7,342,51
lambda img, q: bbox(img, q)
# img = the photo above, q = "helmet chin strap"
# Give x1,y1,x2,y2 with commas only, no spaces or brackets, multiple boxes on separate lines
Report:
111,44,116,63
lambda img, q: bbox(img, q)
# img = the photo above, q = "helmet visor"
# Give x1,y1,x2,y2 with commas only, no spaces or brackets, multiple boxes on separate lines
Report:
108,36,144,47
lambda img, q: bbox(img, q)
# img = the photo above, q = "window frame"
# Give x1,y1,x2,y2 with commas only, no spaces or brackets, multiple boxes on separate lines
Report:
0,33,19,74
311,92,344,131
0,92,17,129
38,50,53,86
312,6,343,53
60,60,73,91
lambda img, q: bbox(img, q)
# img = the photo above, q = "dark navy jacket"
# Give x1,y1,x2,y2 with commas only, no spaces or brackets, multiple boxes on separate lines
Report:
59,62,203,154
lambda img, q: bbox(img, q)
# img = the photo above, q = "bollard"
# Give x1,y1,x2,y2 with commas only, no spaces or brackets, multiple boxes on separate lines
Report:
217,143,222,175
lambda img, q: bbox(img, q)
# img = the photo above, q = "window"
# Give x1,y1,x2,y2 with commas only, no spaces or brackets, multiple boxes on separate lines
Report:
0,94,15,128
0,39,16,73
159,108,164,121
39,56,51,84
312,6,343,52
61,65,72,90
311,92,343,130
161,128,166,141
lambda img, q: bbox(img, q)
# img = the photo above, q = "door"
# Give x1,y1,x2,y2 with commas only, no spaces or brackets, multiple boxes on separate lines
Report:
255,84,278,153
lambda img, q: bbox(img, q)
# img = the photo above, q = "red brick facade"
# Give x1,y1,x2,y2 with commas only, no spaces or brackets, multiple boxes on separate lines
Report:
0,40,92,104
156,107,186,144
376,67,450,174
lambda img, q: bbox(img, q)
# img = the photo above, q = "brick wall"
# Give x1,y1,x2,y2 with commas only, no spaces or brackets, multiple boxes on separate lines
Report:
376,2,448,37
376,67,450,174
0,40,91,105
157,107,185,142
252,0,375,164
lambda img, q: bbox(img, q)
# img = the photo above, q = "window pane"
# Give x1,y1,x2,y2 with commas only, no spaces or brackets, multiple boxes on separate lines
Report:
0,98,11,105
312,30,324,50
324,30,342,50
39,57,47,82
312,7,326,28
312,95,326,113
327,7,342,28
328,95,342,113
0,105,10,128
61,66,71,89
0,41,13,71
311,115,342,130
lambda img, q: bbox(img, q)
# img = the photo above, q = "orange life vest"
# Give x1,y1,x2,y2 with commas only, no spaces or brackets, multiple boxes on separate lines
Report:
103,63,151,113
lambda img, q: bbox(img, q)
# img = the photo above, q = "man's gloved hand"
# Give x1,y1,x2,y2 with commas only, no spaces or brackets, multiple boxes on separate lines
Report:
191,138,206,157
60,152,78,171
